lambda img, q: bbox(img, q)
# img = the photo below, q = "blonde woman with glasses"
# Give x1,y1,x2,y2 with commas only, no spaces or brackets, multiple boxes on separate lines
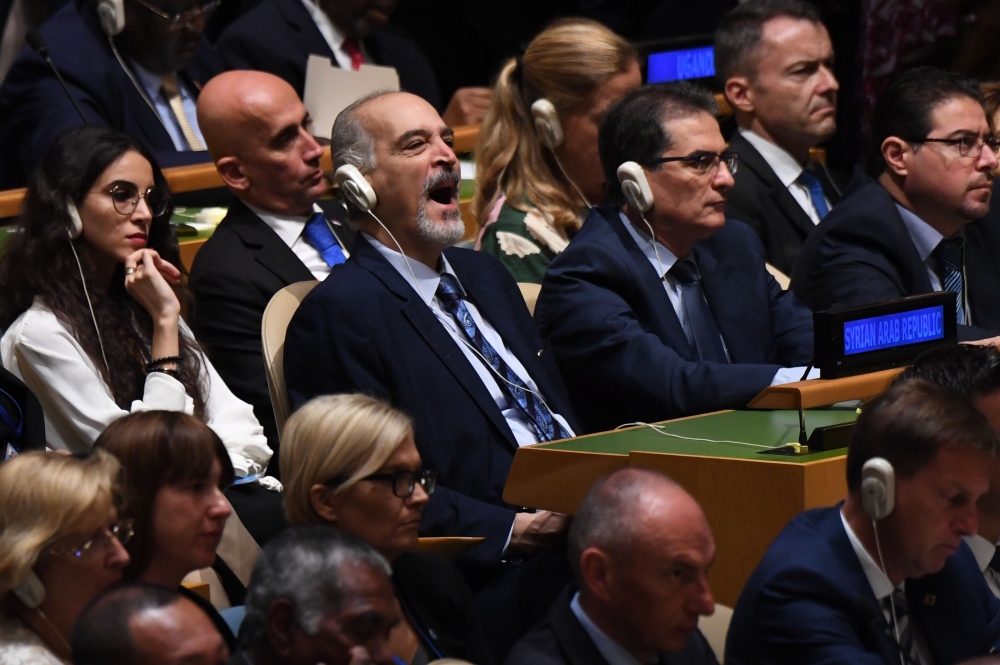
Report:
282,394,494,665
0,450,131,664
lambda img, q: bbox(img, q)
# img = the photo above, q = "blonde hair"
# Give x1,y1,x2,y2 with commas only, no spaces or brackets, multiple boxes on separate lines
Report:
0,450,121,596
281,394,414,525
474,19,636,232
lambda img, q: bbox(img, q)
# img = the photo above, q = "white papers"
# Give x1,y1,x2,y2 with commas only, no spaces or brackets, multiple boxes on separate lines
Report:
302,54,400,140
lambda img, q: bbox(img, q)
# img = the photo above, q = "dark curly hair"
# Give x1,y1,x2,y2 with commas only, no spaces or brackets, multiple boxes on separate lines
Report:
0,127,206,416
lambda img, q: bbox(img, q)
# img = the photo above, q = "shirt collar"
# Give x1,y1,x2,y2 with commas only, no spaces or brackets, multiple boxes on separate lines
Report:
127,57,164,100
245,201,323,247
363,232,461,306
620,211,680,279
965,533,997,573
840,508,896,600
739,128,805,187
895,203,945,263
300,0,348,51
570,592,646,665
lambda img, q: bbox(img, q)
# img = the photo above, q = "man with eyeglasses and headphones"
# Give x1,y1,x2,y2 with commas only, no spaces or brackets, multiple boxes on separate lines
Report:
0,0,221,188
533,82,815,435
792,67,1000,340
726,378,1000,664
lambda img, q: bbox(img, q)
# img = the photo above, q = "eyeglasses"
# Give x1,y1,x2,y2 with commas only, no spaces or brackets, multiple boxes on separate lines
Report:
98,182,171,217
48,519,135,558
328,469,437,499
645,152,739,176
908,134,1000,158
133,0,221,30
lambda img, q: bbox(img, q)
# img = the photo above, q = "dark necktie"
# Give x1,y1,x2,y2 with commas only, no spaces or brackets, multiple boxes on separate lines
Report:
302,213,347,268
881,588,918,665
933,236,966,325
341,38,364,71
796,168,830,220
436,273,569,443
670,259,728,364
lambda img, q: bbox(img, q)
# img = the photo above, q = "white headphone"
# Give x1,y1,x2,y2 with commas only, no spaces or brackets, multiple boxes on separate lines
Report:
97,0,125,36
66,200,83,240
530,98,563,149
861,457,895,520
12,570,45,609
334,164,378,213
616,162,654,213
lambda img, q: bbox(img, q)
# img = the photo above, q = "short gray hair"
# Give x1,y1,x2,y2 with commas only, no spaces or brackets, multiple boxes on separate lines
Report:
331,89,399,174
567,468,679,584
239,526,392,649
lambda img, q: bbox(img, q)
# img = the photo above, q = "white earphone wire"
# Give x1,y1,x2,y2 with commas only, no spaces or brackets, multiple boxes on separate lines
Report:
872,519,906,665
68,241,110,374
109,37,171,136
550,151,593,211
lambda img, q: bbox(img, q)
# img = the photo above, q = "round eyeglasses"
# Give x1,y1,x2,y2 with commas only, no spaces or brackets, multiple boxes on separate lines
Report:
98,182,171,217
48,519,135,558
134,0,221,30
646,152,739,176
327,469,437,499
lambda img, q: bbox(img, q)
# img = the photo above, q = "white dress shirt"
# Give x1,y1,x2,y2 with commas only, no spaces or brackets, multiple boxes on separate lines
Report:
621,213,816,386
129,58,205,152
365,233,574,447
965,534,1000,599
0,298,272,478
895,203,972,322
299,0,371,71
840,510,933,665
570,592,644,665
740,128,830,225
245,202,343,281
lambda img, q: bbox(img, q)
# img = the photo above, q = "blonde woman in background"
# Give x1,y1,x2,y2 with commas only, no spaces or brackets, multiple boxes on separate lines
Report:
0,450,131,664
474,19,641,284
281,394,494,665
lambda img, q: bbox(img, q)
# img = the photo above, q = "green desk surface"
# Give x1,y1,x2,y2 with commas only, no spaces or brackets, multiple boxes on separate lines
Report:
541,408,859,463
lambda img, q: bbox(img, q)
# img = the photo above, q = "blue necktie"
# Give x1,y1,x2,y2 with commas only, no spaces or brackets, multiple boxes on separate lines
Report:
670,259,729,364
436,273,569,443
933,236,966,325
797,169,830,220
302,213,347,267
881,589,918,665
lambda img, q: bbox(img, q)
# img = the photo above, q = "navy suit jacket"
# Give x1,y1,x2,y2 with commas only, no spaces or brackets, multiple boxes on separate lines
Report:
0,0,220,188
283,235,578,570
791,179,1000,337
726,505,1000,664
215,0,442,110
534,206,813,434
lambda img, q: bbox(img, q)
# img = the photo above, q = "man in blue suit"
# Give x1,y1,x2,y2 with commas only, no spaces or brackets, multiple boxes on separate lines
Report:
0,0,220,188
534,82,814,434
726,378,1000,664
283,90,579,660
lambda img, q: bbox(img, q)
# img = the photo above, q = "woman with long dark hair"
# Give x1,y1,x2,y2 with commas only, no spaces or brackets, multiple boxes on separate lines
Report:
0,127,272,480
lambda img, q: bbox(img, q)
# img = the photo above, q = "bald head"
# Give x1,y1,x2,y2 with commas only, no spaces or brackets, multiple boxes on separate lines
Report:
196,71,326,215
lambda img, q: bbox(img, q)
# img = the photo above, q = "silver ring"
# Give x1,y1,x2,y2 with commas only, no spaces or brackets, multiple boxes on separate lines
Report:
125,267,136,275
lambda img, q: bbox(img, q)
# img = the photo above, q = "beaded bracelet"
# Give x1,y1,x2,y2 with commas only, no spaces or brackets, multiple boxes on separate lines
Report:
147,367,180,379
146,355,182,371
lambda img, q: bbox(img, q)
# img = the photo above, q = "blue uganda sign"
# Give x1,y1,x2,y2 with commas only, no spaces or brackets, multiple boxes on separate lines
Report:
647,46,715,83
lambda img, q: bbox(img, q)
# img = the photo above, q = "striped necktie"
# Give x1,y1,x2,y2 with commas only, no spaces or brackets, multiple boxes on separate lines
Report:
933,236,966,325
160,73,204,151
881,588,919,665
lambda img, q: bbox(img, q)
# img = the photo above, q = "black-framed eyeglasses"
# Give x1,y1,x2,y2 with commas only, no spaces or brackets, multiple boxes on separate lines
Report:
907,134,1000,158
133,0,221,30
48,519,135,558
328,469,437,499
98,182,171,217
645,152,738,176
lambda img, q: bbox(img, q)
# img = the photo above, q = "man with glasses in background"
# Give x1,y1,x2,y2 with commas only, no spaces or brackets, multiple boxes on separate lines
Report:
0,0,222,188
792,67,1000,339
534,82,814,434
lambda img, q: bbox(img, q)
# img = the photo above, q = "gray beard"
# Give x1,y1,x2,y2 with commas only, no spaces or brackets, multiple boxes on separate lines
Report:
416,198,465,248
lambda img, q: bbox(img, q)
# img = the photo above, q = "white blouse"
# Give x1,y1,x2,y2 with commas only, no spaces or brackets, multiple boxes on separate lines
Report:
0,611,67,665
0,298,272,478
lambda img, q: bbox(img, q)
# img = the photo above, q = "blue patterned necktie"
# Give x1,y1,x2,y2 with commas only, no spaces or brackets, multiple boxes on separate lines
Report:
796,169,830,220
933,236,966,325
670,259,729,364
436,273,569,443
302,213,347,267
882,589,919,665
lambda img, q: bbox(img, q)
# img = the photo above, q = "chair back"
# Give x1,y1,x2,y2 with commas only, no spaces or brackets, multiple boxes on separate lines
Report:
698,603,733,662
518,282,542,316
261,280,319,439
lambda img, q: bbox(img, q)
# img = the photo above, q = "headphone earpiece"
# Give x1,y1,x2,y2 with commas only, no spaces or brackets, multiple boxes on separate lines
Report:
334,164,378,214
12,570,45,609
617,162,654,213
861,457,895,521
97,0,125,36
66,200,83,240
530,98,564,150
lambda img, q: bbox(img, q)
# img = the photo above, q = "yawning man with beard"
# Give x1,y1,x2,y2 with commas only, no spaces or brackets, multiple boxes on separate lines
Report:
283,91,581,662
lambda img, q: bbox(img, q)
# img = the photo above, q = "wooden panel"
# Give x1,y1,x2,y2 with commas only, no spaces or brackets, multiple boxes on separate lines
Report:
452,124,480,154
748,367,903,410
502,447,628,514
714,93,732,118
179,237,208,273
181,580,212,601
0,188,26,219
415,537,485,557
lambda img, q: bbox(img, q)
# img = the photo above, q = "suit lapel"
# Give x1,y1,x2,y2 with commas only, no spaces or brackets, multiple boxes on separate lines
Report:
276,0,336,60
549,589,611,665
731,133,818,238
226,200,315,285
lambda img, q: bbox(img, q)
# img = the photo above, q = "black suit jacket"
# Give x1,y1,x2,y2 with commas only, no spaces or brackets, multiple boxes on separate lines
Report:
215,0,442,109
283,235,579,570
791,179,1000,337
504,587,718,665
725,132,845,275
534,206,814,434
188,198,353,463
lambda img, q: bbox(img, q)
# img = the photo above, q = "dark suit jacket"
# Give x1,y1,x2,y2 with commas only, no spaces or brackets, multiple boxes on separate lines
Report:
725,131,845,276
188,198,352,465
505,586,718,665
534,206,814,434
394,551,495,664
283,234,579,570
215,0,442,110
790,179,1000,337
726,505,1000,664
0,0,220,188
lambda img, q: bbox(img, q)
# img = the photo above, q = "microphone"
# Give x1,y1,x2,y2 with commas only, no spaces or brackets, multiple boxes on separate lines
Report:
26,31,89,126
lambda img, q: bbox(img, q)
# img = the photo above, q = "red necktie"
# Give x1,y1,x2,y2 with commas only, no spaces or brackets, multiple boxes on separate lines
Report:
341,38,364,71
